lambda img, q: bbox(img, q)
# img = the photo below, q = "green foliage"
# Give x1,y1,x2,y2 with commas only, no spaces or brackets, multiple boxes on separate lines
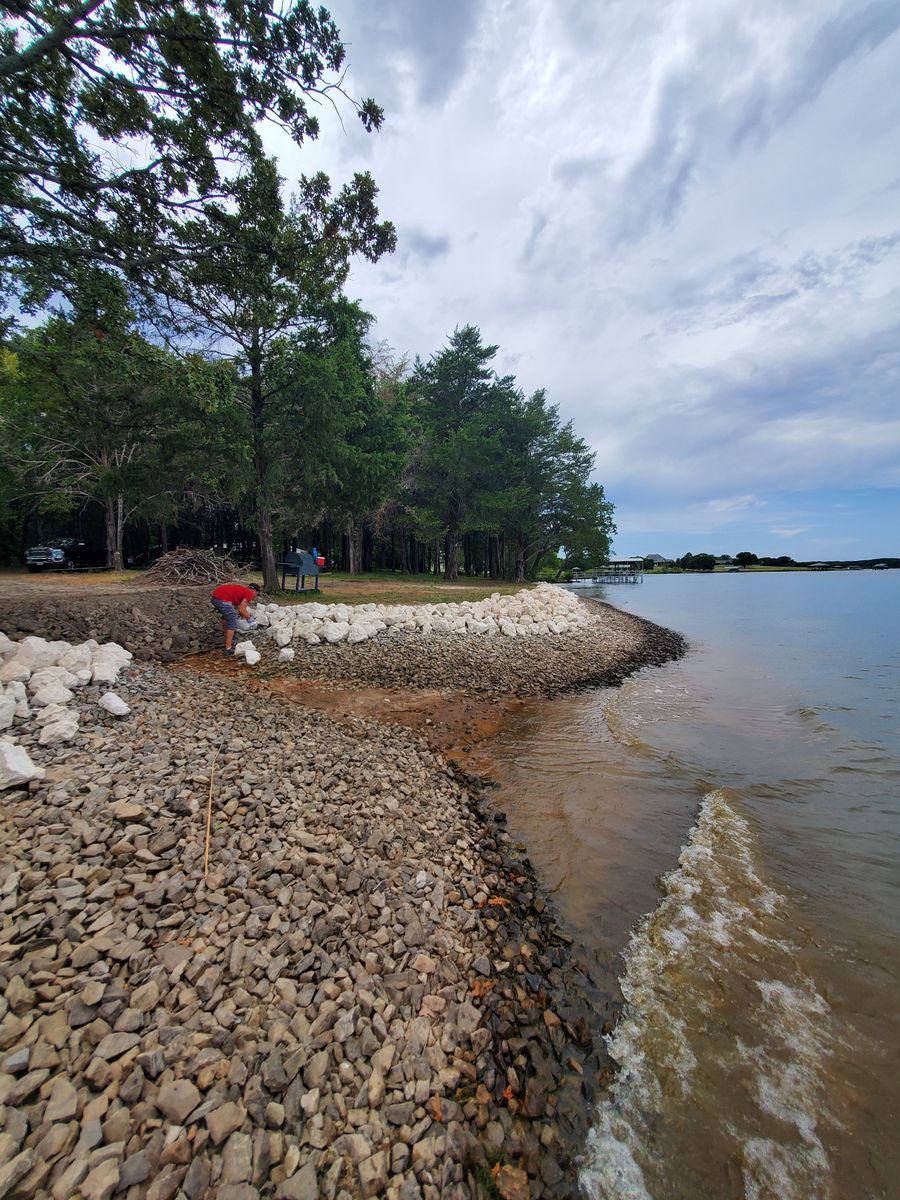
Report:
0,272,234,566
0,0,386,306
405,326,615,580
678,552,717,571
735,550,759,566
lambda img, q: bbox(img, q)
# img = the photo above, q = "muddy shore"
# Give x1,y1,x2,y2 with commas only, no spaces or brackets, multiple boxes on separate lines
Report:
0,589,685,1200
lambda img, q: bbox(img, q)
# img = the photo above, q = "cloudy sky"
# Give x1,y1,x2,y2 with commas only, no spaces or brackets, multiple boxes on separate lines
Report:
270,0,900,560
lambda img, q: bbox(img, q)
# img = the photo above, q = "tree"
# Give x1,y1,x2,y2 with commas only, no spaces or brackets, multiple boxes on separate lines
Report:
158,160,395,589
0,0,384,306
735,551,758,566
479,388,614,582
408,326,505,580
679,552,716,571
0,273,230,567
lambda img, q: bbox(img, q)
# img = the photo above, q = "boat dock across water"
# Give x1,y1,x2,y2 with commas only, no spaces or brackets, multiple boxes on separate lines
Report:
568,558,644,585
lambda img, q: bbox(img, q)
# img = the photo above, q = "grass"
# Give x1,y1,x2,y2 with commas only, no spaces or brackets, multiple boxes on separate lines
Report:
246,569,529,608
0,564,532,607
0,567,142,586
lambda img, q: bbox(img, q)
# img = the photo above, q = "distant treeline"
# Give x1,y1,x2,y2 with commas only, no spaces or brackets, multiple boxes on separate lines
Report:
648,553,899,571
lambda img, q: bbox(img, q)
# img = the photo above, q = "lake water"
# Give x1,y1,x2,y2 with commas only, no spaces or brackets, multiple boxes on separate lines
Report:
485,571,900,1200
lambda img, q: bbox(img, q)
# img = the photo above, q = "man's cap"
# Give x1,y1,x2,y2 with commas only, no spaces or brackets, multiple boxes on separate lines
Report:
249,582,261,593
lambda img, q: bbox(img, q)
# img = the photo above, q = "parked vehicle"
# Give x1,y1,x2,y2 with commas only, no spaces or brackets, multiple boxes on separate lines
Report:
24,541,107,571
25,545,66,572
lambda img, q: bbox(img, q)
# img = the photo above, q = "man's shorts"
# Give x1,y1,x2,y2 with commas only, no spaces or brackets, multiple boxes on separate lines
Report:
211,597,238,629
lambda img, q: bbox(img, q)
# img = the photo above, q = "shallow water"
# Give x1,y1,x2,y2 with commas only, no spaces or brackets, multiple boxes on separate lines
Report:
485,571,900,1200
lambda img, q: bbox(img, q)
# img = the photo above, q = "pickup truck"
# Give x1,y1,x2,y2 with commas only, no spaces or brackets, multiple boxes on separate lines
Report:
25,545,66,572
25,542,108,571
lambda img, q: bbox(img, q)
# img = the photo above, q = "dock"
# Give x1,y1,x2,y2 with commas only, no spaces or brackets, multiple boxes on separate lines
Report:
570,558,644,585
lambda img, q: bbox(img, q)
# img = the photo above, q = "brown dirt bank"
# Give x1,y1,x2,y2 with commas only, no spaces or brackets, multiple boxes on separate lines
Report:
0,584,220,660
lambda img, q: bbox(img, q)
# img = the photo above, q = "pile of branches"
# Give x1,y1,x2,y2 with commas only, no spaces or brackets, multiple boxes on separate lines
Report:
142,548,241,586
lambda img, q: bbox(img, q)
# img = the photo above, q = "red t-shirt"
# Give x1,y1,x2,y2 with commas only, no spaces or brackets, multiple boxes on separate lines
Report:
212,584,257,605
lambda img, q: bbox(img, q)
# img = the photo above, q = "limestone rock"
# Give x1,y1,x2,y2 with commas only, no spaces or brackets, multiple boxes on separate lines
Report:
98,691,130,716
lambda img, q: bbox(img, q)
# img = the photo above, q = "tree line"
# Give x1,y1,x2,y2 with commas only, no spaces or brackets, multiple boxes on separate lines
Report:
0,2,614,589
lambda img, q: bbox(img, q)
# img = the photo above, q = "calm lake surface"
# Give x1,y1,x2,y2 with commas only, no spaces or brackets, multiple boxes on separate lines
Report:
485,571,900,1200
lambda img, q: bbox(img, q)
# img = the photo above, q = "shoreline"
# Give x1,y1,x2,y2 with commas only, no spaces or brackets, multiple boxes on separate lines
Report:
0,597,686,1199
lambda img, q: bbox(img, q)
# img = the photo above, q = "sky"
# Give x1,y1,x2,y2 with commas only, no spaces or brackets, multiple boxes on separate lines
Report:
268,0,900,561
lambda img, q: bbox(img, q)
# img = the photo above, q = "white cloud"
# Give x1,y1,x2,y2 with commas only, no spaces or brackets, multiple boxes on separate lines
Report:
266,0,900,555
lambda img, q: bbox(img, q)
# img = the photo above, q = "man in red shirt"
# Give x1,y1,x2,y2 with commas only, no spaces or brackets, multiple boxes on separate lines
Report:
211,582,261,656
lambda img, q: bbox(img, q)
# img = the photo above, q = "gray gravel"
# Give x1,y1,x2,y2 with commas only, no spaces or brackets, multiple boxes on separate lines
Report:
0,660,619,1200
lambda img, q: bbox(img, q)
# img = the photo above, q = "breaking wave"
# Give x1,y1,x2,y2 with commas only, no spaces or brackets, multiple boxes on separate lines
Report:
580,790,845,1200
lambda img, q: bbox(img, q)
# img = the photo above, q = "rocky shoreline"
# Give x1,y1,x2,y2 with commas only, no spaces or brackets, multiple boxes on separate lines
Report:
1,595,686,1200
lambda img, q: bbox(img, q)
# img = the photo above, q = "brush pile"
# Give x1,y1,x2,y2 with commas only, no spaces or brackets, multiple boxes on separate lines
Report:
142,549,240,587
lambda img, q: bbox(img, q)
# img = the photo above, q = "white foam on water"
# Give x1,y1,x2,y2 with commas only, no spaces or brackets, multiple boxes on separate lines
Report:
580,790,843,1200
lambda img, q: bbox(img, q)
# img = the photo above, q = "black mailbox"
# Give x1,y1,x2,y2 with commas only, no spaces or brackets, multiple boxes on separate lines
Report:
277,550,320,592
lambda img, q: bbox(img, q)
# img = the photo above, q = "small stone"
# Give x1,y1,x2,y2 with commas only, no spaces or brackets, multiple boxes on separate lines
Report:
95,1031,140,1060
358,1151,388,1199
51,1157,89,1200
82,980,106,1006
278,1163,318,1200
205,1100,245,1145
182,1156,211,1200
155,1078,201,1123
44,1076,78,1122
131,980,160,1012
0,1151,33,1196
495,1165,530,1200
111,801,143,821
118,1151,150,1188
80,1158,120,1200
222,1132,253,1184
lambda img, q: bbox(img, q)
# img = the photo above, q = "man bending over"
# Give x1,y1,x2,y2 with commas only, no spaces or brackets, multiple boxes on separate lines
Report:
211,582,260,656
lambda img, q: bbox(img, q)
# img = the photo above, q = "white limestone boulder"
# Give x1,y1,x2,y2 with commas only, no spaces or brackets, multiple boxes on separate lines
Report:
39,716,79,745
277,648,295,662
58,644,93,672
347,624,371,644
28,666,79,694
32,682,74,708
0,695,15,730
0,658,31,685
323,622,349,644
35,703,69,727
90,660,120,685
0,742,44,789
98,692,130,717
274,627,292,648
16,636,59,669
243,649,261,666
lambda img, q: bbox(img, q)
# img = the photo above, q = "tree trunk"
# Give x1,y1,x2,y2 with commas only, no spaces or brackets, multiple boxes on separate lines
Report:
104,500,116,569
515,535,527,584
488,535,501,579
257,508,278,590
346,519,363,574
114,496,125,571
248,329,279,591
160,524,169,555
444,526,459,580
398,528,409,574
